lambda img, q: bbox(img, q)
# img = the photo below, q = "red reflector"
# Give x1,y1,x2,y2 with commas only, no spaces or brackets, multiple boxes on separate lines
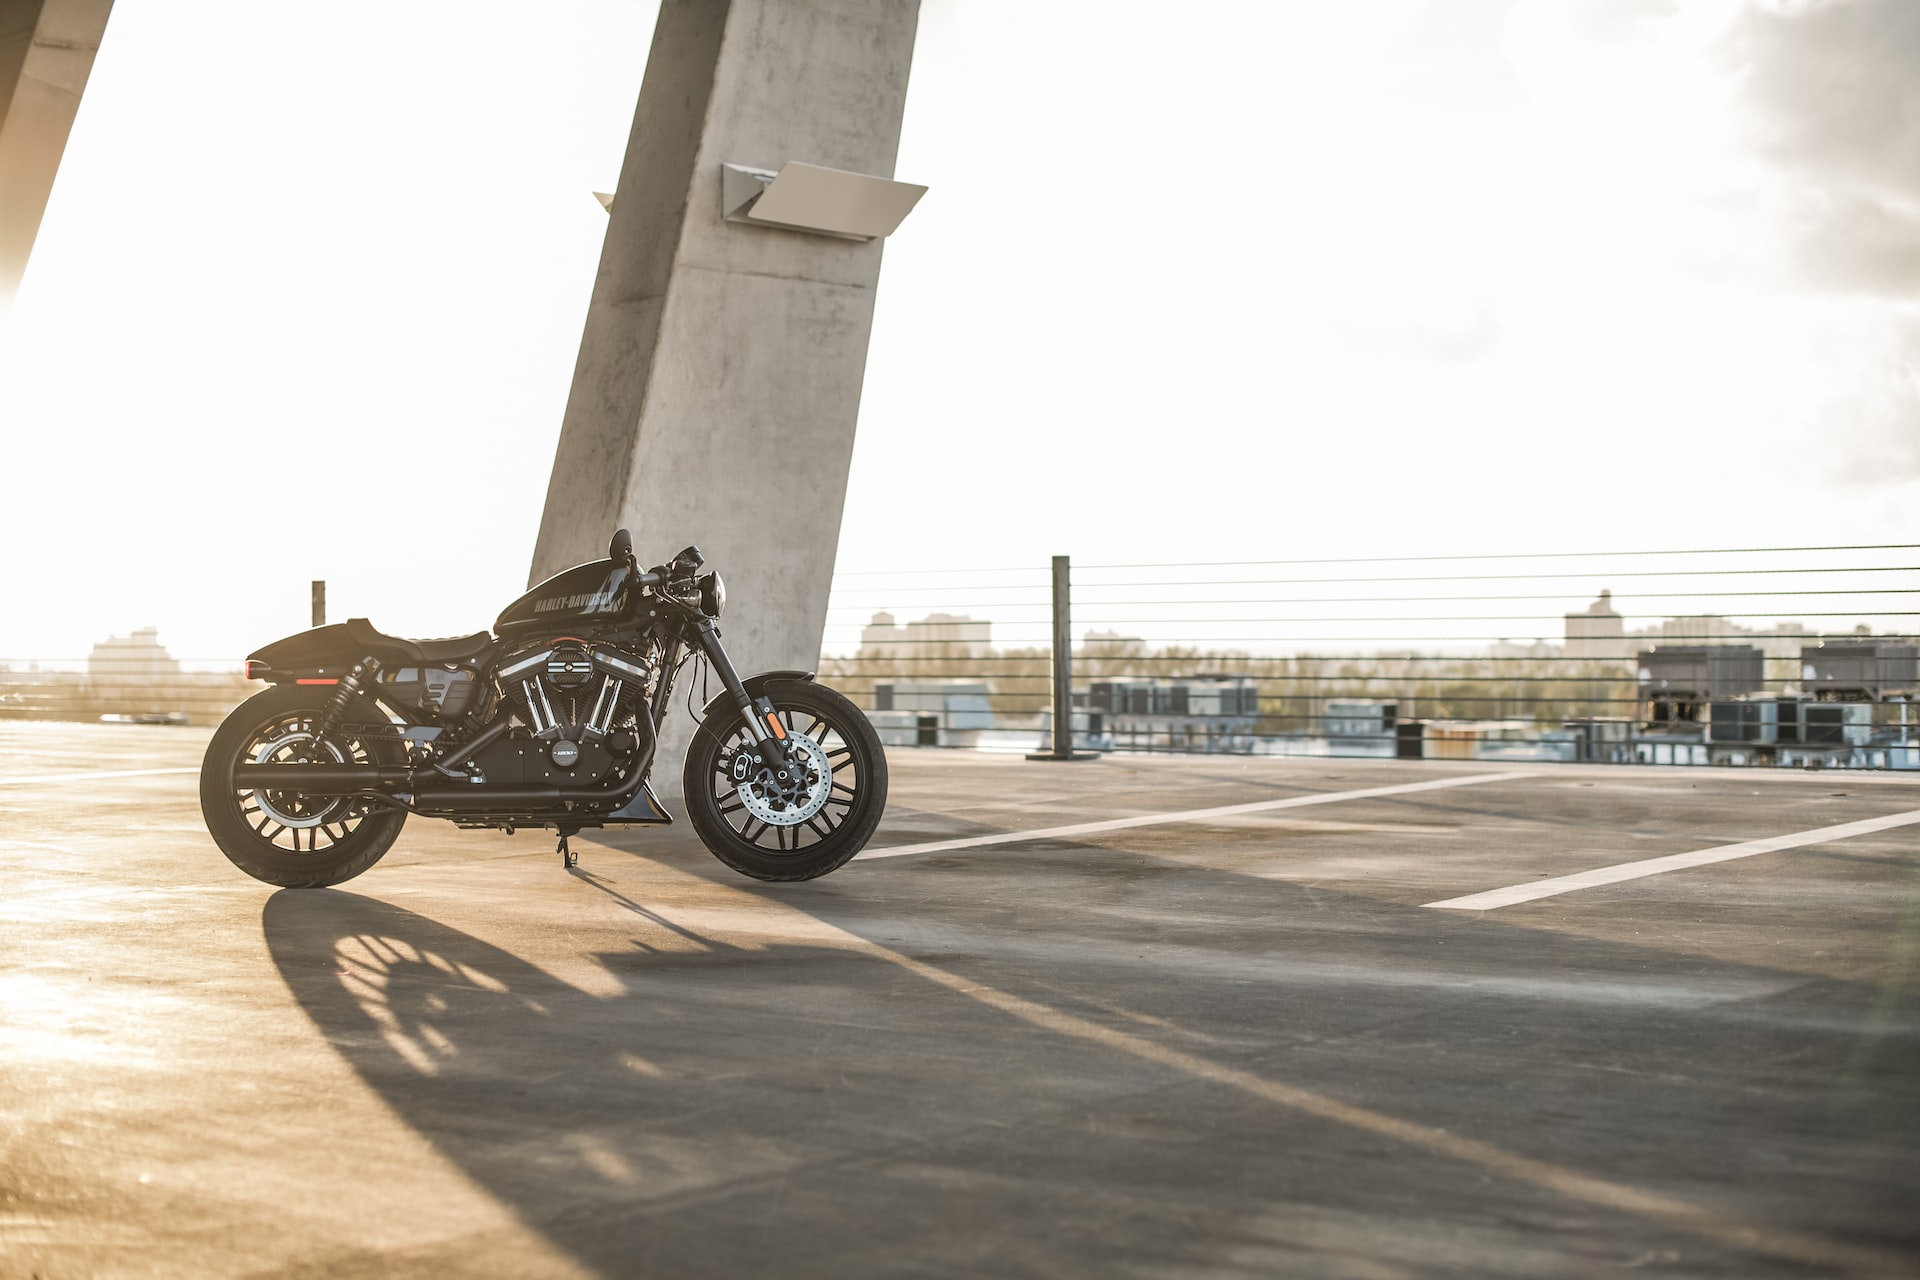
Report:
296,678,340,685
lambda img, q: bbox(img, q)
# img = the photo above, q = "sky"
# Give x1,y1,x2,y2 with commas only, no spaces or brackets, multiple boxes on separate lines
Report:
1,0,1916,662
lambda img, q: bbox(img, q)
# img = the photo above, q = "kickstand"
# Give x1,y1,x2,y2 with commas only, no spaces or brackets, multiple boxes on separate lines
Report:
558,831,577,870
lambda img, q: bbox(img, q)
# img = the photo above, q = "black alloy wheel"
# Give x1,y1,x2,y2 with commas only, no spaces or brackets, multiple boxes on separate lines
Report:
200,684,408,888
683,680,888,881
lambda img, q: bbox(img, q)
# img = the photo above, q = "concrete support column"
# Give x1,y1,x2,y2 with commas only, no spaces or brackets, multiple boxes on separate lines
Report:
0,0,112,307
532,0,920,793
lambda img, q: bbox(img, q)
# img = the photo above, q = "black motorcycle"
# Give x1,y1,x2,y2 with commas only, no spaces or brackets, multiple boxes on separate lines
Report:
199,530,886,887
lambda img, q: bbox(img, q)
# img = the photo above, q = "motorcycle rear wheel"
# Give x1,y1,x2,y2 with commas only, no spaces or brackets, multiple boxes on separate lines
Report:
200,684,407,888
683,680,887,881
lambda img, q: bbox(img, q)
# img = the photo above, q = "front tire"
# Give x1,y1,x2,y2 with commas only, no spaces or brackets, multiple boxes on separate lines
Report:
200,684,407,888
684,680,887,881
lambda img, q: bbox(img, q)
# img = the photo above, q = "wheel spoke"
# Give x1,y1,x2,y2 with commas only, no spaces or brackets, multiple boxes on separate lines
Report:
805,816,834,841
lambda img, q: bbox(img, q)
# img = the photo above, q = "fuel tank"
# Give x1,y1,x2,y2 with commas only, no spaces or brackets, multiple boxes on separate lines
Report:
496,558,635,635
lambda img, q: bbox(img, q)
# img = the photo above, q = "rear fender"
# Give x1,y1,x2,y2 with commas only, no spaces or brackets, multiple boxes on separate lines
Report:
247,624,370,683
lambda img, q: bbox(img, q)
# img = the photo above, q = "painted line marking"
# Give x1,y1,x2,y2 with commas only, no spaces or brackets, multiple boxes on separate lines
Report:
1426,808,1920,911
858,771,1536,860
0,767,198,787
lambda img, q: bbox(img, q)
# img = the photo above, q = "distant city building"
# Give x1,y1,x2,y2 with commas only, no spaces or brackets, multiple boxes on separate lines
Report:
1644,614,1807,660
1564,590,1628,662
1082,629,1136,652
1489,639,1560,660
858,611,993,660
1563,592,1812,664
88,628,180,686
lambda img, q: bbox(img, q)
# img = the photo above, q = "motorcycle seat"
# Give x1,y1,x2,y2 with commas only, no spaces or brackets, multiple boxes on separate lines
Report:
345,617,495,665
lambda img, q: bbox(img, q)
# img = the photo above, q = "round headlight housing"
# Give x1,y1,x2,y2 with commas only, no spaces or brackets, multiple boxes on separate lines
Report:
698,571,726,618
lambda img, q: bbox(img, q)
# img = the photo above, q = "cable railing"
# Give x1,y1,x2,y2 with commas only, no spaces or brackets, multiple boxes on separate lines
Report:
5,543,1915,771
818,543,1920,770
0,663,250,727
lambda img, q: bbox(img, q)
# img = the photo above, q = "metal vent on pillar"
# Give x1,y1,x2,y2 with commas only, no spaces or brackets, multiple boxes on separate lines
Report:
720,162,927,241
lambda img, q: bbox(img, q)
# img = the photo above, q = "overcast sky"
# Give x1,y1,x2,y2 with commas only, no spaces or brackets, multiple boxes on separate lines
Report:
2,0,1915,660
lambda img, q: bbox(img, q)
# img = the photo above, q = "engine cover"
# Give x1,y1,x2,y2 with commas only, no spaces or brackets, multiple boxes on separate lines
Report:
495,638,657,741
466,734,618,787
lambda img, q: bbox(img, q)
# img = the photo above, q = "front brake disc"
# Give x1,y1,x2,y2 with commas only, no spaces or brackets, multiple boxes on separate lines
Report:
733,729,831,827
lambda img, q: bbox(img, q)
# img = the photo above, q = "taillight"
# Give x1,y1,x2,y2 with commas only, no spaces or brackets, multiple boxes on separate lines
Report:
244,661,267,680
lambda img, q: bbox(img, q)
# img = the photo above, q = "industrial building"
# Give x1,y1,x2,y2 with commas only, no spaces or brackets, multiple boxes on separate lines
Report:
1083,676,1260,753
868,681,996,748
1324,700,1399,757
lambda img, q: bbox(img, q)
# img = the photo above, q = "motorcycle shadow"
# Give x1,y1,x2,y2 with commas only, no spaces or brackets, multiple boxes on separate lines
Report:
260,888,934,1276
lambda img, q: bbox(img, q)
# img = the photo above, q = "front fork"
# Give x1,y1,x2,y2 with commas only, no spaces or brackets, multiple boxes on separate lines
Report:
691,617,791,770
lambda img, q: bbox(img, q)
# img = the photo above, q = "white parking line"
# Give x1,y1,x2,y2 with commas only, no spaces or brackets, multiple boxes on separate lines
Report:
857,771,1536,860
0,767,198,787
1425,808,1920,911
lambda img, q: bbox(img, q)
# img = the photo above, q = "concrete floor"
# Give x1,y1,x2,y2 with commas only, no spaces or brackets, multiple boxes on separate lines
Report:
2,721,1918,1278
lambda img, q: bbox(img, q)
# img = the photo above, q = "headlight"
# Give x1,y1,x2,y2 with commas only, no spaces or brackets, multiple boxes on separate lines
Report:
698,571,726,618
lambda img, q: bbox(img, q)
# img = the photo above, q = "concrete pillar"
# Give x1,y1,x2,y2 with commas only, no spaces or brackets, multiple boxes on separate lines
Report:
531,0,920,794
0,0,113,307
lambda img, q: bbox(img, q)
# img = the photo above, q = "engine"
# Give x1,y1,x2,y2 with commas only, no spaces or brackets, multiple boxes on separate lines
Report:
447,637,662,789
495,637,659,744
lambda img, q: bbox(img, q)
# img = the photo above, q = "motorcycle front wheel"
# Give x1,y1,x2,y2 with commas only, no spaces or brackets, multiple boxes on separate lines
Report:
200,684,408,888
683,680,888,881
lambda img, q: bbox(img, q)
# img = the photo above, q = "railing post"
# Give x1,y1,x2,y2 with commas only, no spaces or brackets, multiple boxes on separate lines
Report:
1029,554,1097,762
1051,554,1071,757
312,580,326,629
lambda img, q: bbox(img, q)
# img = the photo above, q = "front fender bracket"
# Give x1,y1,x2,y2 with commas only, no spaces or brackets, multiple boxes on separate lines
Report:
698,670,817,723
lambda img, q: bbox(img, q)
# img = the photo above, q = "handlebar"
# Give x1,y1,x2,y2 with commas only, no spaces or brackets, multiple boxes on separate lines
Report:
609,528,698,594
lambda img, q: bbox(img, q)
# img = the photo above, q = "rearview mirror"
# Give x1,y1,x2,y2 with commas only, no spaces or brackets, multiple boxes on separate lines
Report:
609,528,633,564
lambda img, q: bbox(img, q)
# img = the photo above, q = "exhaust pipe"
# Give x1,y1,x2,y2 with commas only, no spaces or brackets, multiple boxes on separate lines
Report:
233,764,413,789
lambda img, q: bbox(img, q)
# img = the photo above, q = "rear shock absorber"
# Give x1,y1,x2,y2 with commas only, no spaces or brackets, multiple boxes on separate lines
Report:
312,657,379,747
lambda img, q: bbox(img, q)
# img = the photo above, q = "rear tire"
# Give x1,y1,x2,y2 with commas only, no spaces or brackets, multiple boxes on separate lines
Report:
200,684,407,888
683,680,887,881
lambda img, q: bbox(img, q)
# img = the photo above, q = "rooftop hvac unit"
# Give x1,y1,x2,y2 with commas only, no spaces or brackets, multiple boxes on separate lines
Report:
1800,642,1919,701
1637,645,1765,700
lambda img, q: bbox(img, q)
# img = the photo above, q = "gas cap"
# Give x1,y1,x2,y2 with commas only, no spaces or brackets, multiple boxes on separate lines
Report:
550,740,581,768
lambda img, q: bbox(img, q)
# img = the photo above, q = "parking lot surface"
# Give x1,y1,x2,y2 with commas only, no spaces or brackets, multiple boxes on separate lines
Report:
3,721,1918,1277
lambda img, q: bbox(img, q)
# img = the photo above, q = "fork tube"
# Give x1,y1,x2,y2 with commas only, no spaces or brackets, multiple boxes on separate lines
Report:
694,618,775,750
